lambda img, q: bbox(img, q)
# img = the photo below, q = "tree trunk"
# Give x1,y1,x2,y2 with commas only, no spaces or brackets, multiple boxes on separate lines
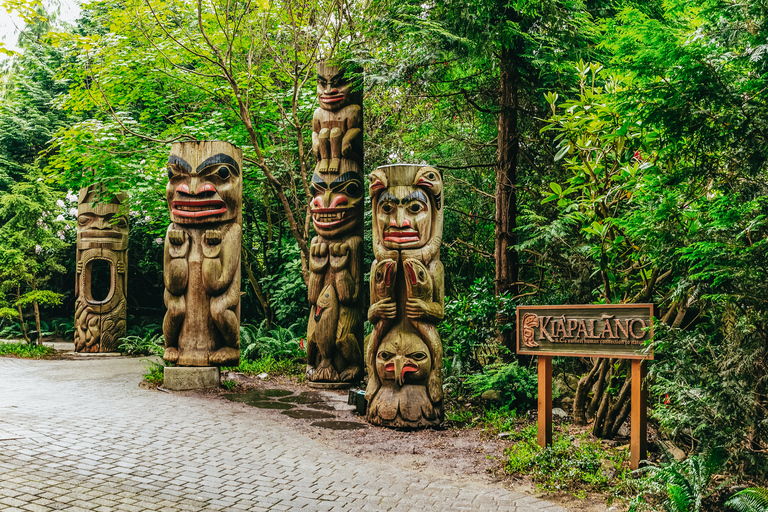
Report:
573,358,603,425
33,301,42,346
242,248,273,329
494,45,519,351
16,286,29,344
587,358,611,418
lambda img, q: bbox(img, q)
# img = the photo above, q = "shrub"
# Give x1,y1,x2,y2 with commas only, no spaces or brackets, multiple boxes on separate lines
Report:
118,333,164,357
240,321,304,362
628,451,727,512
143,361,165,385
465,361,538,412
0,341,55,358
505,425,626,493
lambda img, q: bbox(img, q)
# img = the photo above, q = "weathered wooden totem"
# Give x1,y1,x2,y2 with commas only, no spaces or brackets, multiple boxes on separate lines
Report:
366,164,445,427
305,62,364,385
74,186,128,352
163,141,242,367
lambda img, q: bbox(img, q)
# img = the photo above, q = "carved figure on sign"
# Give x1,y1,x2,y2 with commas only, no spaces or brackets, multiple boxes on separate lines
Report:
305,62,364,385
366,164,444,428
74,186,128,353
163,141,242,367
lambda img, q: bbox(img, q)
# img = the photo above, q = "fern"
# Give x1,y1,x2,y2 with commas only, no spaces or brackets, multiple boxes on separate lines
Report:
726,488,768,512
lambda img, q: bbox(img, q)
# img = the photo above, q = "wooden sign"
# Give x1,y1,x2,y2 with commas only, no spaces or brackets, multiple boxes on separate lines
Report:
518,303,655,470
516,304,654,360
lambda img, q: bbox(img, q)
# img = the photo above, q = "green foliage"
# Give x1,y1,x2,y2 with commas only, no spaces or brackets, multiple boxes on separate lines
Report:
240,321,304,362
464,361,538,412
118,334,164,357
143,361,165,385
225,356,304,378
50,317,75,340
0,341,55,358
441,277,511,377
726,488,768,512
629,451,727,512
505,424,627,493
221,380,238,391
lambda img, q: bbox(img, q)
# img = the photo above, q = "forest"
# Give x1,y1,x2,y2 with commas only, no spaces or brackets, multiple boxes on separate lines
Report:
1,0,767,509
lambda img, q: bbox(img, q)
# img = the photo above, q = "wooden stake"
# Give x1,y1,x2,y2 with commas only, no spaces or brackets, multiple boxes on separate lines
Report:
538,355,552,447
630,359,647,469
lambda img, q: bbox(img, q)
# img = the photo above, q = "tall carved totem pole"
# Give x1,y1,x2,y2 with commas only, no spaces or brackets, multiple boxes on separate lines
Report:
305,62,364,386
163,141,242,367
366,164,445,427
75,186,128,353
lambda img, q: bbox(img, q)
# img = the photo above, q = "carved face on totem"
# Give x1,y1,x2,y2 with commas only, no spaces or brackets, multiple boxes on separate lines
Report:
77,187,129,250
377,186,432,249
309,171,364,238
376,334,432,387
371,164,442,251
166,143,242,225
316,64,357,112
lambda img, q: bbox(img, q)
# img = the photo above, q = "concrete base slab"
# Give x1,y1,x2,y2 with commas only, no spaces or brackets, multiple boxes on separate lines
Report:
163,366,220,390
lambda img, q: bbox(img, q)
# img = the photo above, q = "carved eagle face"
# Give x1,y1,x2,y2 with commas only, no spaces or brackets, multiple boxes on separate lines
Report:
376,333,432,387
166,141,242,225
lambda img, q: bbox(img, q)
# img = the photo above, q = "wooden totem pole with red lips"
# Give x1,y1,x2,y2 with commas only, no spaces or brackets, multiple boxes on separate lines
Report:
75,186,128,353
163,141,242,367
305,62,364,386
366,164,445,427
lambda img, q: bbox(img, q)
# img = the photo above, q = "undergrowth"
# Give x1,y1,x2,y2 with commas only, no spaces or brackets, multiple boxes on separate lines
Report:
504,422,630,497
224,355,304,378
0,342,56,359
143,361,165,385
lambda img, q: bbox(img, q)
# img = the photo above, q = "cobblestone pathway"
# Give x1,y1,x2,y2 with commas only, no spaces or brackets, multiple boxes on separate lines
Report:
0,358,567,512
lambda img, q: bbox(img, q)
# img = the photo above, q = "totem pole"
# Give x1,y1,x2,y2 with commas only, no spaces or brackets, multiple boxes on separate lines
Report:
74,186,128,353
366,164,444,427
163,141,242,367
305,62,364,386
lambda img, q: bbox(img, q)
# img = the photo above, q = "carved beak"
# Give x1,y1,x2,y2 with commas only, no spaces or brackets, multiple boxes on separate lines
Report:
395,356,418,386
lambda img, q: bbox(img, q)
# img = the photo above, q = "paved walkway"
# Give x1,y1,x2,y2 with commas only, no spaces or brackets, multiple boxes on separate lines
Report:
0,357,567,512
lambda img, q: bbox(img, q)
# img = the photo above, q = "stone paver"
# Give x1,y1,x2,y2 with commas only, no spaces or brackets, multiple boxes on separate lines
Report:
0,358,568,511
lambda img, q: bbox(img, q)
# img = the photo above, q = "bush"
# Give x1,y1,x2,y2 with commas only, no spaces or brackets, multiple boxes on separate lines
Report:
628,451,727,512
465,361,538,412
505,425,626,493
118,333,164,357
143,361,165,385
226,356,304,377
240,321,304,362
0,341,56,358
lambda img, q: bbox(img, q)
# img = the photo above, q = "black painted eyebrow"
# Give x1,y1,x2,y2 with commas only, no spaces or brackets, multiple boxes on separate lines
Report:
403,190,428,203
311,174,328,188
380,191,399,203
196,153,240,175
330,73,345,83
167,155,192,173
331,172,360,186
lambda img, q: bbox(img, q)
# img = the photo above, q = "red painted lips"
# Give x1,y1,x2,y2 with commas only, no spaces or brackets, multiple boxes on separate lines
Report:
172,200,227,218
384,231,420,243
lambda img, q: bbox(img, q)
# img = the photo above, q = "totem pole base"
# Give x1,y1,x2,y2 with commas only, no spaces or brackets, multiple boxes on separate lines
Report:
163,366,220,390
306,381,352,390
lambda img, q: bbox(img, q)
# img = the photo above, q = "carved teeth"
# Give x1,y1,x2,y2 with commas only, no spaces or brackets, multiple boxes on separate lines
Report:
176,205,220,212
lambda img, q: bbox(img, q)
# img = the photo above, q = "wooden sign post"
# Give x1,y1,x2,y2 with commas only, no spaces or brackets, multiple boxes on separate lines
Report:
517,304,654,470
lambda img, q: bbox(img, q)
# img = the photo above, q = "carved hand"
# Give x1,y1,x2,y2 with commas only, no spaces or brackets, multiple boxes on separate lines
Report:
203,229,222,258
406,298,444,321
369,297,397,321
167,229,189,258
329,243,350,271
309,242,329,274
